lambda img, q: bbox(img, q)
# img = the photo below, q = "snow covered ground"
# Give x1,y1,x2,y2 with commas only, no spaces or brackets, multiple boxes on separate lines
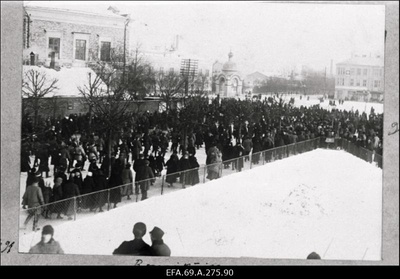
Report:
19,149,382,261
286,94,383,115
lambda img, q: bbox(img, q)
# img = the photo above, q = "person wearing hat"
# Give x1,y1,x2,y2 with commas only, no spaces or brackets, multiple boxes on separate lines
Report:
29,225,64,254
149,226,171,257
25,167,37,190
113,222,151,256
22,178,44,230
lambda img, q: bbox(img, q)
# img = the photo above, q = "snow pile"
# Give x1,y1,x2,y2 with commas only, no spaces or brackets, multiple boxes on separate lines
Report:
19,149,382,261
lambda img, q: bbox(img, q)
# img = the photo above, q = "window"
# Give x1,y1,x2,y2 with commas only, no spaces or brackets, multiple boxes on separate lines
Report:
380,69,383,76
48,37,60,59
75,39,86,60
350,79,354,86
374,80,380,88
350,68,355,75
356,79,360,86
373,69,380,76
363,69,368,75
357,68,361,75
100,41,111,62
340,78,344,86
363,80,367,87
336,78,340,85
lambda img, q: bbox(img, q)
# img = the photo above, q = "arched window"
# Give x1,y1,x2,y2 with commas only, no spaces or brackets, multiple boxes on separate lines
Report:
232,78,239,94
219,77,226,94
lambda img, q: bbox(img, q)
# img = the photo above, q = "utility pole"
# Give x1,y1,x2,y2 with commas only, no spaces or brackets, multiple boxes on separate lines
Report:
123,16,130,85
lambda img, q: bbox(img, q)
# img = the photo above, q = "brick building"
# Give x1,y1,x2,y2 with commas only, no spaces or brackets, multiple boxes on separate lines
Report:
334,53,384,102
23,4,130,67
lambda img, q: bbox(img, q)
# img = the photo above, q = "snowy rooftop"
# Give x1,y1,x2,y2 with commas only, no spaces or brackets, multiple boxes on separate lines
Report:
22,65,106,98
24,2,128,19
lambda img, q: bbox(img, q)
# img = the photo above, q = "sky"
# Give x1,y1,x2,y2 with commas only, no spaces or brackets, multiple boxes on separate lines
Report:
25,1,386,75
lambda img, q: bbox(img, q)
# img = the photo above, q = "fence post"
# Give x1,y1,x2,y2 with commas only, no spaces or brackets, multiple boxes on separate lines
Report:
237,158,240,172
161,175,164,195
203,166,207,183
262,151,265,165
107,189,110,211
73,197,77,221
249,154,252,169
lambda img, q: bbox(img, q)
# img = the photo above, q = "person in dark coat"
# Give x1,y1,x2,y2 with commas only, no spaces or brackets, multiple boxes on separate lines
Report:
148,155,157,182
188,153,200,186
22,178,44,231
155,152,165,177
178,152,191,188
108,165,123,208
113,222,152,256
149,226,171,256
82,171,95,210
232,142,244,172
62,172,81,220
88,158,99,173
165,153,179,187
29,225,64,254
38,144,51,178
92,170,107,212
138,160,154,200
50,177,64,219
133,153,146,195
40,180,53,219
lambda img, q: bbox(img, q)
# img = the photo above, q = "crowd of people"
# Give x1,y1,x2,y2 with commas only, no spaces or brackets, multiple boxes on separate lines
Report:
21,95,384,231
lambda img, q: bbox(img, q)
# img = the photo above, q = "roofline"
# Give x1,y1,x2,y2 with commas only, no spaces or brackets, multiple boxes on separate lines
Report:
24,5,127,21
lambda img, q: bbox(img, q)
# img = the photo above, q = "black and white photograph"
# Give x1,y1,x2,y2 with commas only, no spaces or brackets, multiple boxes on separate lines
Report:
2,1,396,263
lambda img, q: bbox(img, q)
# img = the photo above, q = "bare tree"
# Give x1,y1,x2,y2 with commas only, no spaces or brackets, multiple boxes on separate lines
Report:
78,70,105,134
124,44,156,113
22,69,59,131
155,71,185,112
192,73,210,97
80,62,134,177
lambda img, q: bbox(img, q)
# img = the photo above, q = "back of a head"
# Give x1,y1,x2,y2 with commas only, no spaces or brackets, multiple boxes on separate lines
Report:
307,252,321,260
133,222,147,238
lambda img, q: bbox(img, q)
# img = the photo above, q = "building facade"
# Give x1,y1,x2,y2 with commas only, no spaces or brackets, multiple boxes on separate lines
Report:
23,5,129,68
334,54,384,102
212,51,244,98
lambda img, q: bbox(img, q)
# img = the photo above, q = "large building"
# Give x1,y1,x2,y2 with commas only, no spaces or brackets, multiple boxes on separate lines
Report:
23,4,130,68
334,53,384,102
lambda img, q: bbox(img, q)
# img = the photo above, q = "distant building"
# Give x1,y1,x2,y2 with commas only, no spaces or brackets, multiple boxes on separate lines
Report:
243,71,269,94
23,4,130,68
212,51,244,98
335,54,384,102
